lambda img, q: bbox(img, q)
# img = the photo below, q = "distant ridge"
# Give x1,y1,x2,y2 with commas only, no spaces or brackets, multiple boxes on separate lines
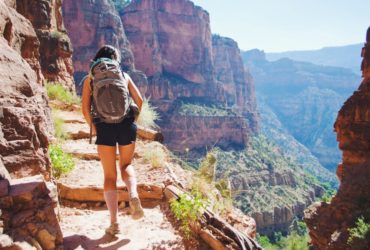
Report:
266,43,362,74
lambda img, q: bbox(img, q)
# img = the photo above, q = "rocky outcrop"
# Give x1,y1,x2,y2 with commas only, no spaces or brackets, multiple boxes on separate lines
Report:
305,27,370,249
62,0,148,94
0,1,53,179
16,0,74,90
0,173,62,249
212,35,257,114
121,1,258,153
162,115,250,152
121,0,214,84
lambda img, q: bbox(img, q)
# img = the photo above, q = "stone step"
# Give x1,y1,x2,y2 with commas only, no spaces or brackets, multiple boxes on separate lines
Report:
53,110,85,124
63,122,90,140
57,182,164,203
61,139,100,160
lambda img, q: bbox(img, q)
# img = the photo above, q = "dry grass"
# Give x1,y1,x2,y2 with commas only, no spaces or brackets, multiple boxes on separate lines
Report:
143,144,167,168
137,98,159,129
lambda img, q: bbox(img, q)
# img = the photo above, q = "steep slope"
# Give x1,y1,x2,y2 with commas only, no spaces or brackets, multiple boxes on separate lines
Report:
305,27,370,250
243,49,360,171
212,136,324,236
257,95,337,186
266,43,362,74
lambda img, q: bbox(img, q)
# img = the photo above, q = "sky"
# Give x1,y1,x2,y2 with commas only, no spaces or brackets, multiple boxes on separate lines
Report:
191,0,370,52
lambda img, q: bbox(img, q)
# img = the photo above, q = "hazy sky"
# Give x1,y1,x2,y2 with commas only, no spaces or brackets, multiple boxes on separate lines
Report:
191,0,369,52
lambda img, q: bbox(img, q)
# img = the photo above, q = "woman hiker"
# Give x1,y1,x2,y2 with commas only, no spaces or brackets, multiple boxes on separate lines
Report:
81,45,144,235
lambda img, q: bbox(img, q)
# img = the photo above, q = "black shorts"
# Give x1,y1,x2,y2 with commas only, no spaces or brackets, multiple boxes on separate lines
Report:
95,117,137,146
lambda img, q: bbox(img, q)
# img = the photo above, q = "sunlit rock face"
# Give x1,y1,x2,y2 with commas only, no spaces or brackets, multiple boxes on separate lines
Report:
305,27,370,250
16,0,75,90
62,0,259,154
0,1,54,179
120,0,258,152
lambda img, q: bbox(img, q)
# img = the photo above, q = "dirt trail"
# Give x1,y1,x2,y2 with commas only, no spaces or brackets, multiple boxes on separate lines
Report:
55,109,188,249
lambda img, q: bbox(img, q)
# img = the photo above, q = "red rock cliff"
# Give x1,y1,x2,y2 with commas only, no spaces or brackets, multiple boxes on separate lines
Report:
0,1,53,178
304,27,370,249
212,35,258,130
121,0,214,84
62,0,148,94
62,0,259,154
15,0,74,90
120,0,258,151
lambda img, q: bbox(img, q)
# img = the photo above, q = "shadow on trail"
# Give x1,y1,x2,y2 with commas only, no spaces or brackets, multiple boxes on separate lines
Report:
63,233,130,250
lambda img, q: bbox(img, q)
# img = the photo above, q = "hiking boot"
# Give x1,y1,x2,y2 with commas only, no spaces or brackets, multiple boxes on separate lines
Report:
105,222,120,235
129,197,144,220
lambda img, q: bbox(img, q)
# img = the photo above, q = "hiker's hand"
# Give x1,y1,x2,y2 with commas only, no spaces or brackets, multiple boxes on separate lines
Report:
91,124,97,136
130,103,140,121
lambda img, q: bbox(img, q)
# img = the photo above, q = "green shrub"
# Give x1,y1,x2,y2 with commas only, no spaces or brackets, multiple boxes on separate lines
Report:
170,190,209,238
143,146,166,168
52,112,69,141
197,151,216,182
49,144,75,178
136,98,159,129
284,232,309,250
257,234,273,248
46,82,80,105
348,216,370,244
178,102,236,116
258,231,309,250
50,30,66,40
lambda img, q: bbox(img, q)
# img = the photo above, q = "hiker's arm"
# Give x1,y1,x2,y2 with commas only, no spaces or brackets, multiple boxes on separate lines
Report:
81,77,96,134
127,76,143,111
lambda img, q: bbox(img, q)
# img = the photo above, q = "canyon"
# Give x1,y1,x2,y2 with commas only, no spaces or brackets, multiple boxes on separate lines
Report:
61,0,327,237
0,0,260,248
2,0,364,248
304,27,370,249
243,49,360,173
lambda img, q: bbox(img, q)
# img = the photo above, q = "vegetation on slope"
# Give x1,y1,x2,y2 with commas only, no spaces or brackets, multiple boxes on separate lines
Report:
257,94,337,187
46,82,80,105
210,135,320,214
178,102,237,117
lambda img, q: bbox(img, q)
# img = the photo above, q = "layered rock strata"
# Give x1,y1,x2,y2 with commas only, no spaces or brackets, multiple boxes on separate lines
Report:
305,27,370,249
62,0,259,154
16,0,74,90
62,0,148,94
120,0,258,152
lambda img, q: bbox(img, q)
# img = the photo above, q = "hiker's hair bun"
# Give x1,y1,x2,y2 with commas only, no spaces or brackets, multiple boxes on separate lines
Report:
93,45,121,63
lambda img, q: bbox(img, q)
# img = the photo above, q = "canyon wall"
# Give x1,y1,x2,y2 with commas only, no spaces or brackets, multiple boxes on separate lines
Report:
305,27,370,249
62,0,259,154
0,1,72,248
16,0,74,90
0,1,53,179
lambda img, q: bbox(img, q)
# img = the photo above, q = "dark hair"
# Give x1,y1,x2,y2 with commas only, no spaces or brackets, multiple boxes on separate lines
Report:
93,45,121,62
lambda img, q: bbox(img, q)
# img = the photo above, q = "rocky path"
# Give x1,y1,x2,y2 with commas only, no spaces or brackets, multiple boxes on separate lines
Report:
54,109,188,249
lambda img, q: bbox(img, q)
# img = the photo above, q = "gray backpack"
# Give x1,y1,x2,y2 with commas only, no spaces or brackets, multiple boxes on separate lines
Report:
89,58,130,124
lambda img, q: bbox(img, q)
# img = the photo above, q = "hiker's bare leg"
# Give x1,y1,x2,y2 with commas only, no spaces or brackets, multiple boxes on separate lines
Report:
118,143,138,198
119,143,143,219
98,145,118,224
